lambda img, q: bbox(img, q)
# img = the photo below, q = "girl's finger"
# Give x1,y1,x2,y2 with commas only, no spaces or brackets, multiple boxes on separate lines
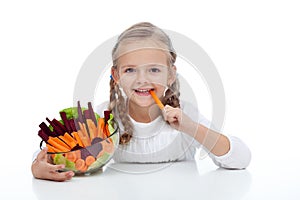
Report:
48,170,74,182
36,147,48,161
165,108,180,121
167,115,178,123
46,164,74,181
162,105,174,120
47,163,65,173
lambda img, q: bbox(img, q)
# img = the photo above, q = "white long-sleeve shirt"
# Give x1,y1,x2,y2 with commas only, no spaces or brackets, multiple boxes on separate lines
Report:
96,101,251,169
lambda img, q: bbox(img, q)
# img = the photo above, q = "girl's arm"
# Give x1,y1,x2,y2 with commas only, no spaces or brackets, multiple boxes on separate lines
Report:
163,105,251,168
163,105,229,156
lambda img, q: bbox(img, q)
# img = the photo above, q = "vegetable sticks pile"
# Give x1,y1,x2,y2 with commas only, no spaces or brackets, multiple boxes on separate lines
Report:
38,101,112,153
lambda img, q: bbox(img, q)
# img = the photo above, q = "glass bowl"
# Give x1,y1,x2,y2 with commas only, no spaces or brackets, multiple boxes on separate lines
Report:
47,122,119,175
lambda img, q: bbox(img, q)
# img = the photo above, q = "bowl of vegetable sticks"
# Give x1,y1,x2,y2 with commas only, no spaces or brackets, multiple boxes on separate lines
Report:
38,101,119,175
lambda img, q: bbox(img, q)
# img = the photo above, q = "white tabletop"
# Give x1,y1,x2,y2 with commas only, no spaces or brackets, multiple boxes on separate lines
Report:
30,160,251,200
8,159,252,200
32,161,251,200
0,154,299,200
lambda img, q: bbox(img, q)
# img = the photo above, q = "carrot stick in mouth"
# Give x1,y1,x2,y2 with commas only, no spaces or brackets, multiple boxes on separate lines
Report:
149,90,164,110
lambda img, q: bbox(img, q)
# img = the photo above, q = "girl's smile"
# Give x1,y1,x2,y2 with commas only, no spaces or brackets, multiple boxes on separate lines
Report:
134,88,153,96
128,86,158,109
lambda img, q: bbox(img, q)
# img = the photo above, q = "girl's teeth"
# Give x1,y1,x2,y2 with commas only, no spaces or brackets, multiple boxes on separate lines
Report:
136,89,148,93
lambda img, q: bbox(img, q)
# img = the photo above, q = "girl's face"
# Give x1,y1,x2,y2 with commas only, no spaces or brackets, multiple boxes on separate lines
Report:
113,48,175,108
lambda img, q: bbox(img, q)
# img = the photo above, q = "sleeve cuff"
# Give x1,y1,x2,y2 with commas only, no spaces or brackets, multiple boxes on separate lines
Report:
209,135,251,169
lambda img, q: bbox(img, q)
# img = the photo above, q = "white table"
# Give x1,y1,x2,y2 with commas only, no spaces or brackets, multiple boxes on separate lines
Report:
1,156,299,200
30,160,252,200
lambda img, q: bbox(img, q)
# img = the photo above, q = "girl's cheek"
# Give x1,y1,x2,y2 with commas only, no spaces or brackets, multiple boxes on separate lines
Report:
119,74,136,85
153,78,169,89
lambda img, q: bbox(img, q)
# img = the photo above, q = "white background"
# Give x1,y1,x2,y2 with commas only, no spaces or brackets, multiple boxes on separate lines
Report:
0,0,299,199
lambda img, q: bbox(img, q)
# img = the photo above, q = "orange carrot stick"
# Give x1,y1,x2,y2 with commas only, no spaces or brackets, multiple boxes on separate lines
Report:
46,145,57,159
72,132,84,147
46,144,60,153
149,90,164,110
47,137,70,152
59,133,77,149
87,119,97,140
104,123,110,138
77,130,90,147
51,137,70,149
79,122,91,143
97,118,105,139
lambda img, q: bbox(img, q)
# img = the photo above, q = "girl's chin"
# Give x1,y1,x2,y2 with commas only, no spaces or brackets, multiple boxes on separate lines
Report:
128,97,153,108
130,92,151,100
132,101,153,108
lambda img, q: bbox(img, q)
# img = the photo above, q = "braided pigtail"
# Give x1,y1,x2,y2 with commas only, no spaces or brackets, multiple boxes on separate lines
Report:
108,78,133,144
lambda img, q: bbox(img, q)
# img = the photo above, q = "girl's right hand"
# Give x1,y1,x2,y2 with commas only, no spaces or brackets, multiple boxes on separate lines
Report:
31,147,74,181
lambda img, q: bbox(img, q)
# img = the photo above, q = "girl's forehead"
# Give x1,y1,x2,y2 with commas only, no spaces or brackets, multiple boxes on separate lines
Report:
117,48,169,67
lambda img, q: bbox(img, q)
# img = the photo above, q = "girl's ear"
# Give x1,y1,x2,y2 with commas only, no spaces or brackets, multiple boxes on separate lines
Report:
168,65,177,86
111,67,119,83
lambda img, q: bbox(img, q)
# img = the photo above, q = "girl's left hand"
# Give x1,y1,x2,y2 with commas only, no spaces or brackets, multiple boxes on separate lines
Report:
163,105,198,135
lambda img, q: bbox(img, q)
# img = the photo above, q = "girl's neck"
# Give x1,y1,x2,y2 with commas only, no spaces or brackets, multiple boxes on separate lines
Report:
128,102,161,123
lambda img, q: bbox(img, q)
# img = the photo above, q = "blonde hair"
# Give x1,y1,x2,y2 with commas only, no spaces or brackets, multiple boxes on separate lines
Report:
109,22,180,144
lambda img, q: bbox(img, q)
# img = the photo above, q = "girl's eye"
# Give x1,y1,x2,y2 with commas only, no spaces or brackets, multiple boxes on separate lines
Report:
149,67,161,73
124,68,136,73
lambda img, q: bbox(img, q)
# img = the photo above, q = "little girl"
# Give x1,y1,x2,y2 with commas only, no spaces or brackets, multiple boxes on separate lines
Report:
32,22,251,181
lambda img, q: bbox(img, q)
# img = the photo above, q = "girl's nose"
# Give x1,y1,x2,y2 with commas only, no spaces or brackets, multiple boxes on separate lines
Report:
136,69,149,84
